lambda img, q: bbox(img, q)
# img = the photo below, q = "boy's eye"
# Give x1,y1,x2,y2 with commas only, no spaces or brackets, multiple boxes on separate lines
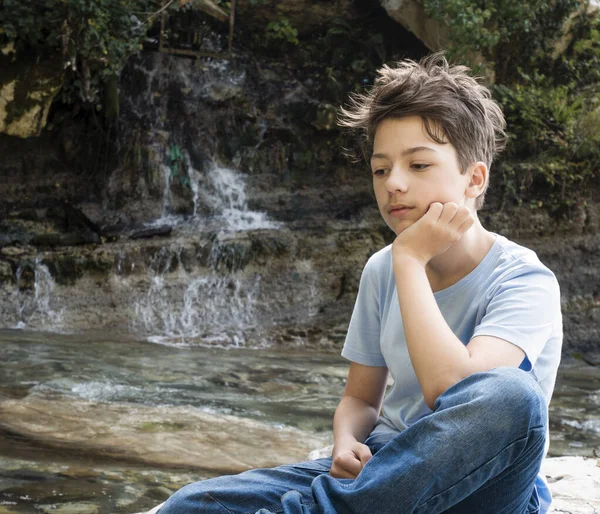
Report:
372,169,387,176
411,163,430,171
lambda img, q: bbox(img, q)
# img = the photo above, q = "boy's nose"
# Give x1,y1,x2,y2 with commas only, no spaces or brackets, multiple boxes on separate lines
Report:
386,168,408,194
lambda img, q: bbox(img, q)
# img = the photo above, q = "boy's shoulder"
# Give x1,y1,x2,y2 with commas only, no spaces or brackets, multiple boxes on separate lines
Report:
490,234,558,282
363,244,393,277
367,244,393,265
469,235,560,307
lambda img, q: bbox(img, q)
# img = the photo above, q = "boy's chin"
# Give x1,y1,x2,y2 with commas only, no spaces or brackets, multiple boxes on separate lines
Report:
387,220,411,236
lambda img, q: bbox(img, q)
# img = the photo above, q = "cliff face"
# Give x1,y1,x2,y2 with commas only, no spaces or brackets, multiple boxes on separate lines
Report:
0,3,598,359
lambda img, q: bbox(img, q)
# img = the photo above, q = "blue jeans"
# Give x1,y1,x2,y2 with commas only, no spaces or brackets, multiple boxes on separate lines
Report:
158,367,546,514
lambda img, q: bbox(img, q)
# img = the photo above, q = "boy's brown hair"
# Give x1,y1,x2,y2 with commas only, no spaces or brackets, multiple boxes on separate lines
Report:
338,52,507,210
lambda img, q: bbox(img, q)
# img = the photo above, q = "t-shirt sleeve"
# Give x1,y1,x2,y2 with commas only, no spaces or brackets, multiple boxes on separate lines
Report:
341,257,387,367
471,264,561,369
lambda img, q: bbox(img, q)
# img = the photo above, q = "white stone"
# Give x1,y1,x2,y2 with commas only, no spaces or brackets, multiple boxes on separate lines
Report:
544,456,600,513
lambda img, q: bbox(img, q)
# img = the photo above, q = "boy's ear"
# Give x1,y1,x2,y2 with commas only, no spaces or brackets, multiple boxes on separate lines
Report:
465,162,488,198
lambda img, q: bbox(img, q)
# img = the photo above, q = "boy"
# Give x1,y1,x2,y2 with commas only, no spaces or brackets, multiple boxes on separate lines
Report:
158,53,562,513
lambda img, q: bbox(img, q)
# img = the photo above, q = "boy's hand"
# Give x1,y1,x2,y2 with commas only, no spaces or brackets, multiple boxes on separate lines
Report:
392,202,475,265
330,442,373,479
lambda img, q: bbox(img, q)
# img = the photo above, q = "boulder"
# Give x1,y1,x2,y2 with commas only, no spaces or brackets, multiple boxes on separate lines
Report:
0,396,331,475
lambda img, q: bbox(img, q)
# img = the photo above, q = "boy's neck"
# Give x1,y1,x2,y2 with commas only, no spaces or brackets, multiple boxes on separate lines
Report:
426,218,497,293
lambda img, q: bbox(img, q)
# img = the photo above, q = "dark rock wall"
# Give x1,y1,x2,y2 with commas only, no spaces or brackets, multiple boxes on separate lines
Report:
0,4,598,359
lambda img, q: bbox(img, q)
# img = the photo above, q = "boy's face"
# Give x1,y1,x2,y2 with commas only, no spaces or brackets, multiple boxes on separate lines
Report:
371,116,472,235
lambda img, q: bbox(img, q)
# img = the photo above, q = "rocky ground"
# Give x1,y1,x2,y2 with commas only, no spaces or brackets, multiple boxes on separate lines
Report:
137,456,600,514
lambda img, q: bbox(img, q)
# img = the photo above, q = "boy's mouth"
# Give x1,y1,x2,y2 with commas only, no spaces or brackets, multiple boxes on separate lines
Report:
388,204,414,218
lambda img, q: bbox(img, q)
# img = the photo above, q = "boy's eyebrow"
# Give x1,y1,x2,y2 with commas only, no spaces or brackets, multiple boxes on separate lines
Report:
371,146,437,161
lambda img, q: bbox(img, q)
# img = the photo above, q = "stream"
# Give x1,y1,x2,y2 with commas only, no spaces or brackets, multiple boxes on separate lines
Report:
0,329,599,514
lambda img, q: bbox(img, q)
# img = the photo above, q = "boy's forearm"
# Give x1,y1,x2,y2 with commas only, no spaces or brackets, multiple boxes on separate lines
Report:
393,254,471,409
332,395,379,451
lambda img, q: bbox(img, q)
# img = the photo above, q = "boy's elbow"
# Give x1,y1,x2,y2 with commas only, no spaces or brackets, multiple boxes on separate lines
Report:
423,375,466,410
422,383,441,409
423,391,438,410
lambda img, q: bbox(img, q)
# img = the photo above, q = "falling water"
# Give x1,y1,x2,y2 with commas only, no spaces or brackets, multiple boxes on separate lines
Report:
126,159,281,346
11,260,64,331
204,163,280,231
128,239,263,347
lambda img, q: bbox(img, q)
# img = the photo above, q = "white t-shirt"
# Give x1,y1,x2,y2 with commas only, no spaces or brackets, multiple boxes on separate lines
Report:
341,233,562,512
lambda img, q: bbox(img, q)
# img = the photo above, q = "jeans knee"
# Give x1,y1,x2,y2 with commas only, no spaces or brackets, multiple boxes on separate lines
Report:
483,367,547,428
438,367,548,437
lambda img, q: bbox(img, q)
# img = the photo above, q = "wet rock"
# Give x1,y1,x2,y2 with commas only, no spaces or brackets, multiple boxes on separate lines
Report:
145,486,173,501
0,247,28,257
2,479,106,503
130,226,173,240
0,507,20,514
0,454,205,514
42,503,98,514
30,232,100,247
58,467,102,480
0,261,13,284
46,202,102,237
139,503,163,514
205,83,243,103
0,396,331,475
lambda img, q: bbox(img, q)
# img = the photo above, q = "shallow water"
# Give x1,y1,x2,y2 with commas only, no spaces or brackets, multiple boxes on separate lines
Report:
0,329,598,513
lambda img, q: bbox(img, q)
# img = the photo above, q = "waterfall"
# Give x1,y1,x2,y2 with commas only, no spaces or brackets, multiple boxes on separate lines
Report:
126,161,280,347
146,154,279,232
204,163,279,231
128,240,263,348
11,260,64,331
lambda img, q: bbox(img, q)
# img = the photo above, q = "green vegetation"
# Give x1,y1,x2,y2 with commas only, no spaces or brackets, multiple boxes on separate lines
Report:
422,0,600,217
265,16,299,46
0,0,162,108
493,69,599,213
138,421,187,432
1,0,598,218
168,143,191,188
422,0,579,82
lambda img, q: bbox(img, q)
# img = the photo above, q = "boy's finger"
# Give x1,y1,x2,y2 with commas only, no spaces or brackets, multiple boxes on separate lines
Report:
457,207,474,226
457,214,476,233
340,454,363,476
331,465,358,479
438,202,459,224
426,202,444,221
354,445,373,466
